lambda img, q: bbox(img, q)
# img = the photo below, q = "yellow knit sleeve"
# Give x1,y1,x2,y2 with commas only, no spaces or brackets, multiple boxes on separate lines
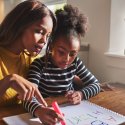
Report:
0,88,21,106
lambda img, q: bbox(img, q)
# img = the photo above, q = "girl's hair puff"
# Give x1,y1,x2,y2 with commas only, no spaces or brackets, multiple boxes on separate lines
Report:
53,4,88,41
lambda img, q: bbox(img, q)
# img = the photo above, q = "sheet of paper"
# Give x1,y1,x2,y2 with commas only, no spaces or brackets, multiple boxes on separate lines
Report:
3,113,41,125
3,101,125,125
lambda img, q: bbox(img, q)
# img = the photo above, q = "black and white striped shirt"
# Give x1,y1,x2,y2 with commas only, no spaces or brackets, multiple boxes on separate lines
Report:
23,56,100,116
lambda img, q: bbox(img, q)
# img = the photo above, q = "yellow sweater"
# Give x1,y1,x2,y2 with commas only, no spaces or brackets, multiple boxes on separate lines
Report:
0,47,34,106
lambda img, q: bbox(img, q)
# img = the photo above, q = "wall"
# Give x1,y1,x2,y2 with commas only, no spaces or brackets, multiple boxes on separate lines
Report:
4,0,21,16
0,0,4,23
67,0,125,84
67,0,112,83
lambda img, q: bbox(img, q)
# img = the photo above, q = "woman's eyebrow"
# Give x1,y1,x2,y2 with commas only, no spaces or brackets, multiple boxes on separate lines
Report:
36,25,46,31
39,24,52,33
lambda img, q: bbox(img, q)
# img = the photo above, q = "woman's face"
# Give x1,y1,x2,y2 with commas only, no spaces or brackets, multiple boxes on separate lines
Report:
51,36,80,69
22,15,53,56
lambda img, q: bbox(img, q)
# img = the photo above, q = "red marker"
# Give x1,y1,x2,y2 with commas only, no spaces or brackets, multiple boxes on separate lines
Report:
52,101,66,125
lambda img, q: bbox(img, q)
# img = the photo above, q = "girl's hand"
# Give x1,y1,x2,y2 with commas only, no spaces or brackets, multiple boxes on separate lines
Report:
65,90,83,104
35,106,64,125
0,74,47,106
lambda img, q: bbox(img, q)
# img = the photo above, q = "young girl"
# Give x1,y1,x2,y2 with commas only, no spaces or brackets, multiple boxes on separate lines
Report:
0,0,63,124
24,4,100,121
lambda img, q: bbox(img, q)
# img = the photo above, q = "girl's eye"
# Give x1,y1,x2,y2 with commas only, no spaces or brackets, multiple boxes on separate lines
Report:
34,29,40,33
58,50,65,55
69,52,78,57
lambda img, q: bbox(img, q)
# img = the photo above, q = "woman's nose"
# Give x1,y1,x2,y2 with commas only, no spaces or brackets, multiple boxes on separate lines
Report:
39,35,47,44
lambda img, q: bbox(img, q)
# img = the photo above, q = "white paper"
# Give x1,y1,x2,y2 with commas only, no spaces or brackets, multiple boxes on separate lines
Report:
3,101,125,125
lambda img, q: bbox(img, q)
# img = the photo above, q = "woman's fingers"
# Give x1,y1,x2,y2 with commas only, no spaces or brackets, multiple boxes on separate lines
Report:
24,86,33,101
15,81,32,101
17,89,28,100
34,88,48,107
24,81,47,106
10,74,47,106
17,83,47,106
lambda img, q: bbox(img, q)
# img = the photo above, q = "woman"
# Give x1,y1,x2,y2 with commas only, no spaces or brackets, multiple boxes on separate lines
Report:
0,0,63,124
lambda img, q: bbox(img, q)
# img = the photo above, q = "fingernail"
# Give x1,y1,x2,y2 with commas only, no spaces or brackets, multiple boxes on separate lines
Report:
45,102,48,107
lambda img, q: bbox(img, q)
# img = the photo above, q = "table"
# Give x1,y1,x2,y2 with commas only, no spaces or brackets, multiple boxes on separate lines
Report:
0,83,125,125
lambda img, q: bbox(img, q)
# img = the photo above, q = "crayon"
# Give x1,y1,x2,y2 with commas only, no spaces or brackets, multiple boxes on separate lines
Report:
52,101,66,125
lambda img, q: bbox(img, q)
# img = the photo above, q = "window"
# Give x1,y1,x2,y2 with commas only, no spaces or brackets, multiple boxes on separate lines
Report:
106,0,125,57
41,0,67,12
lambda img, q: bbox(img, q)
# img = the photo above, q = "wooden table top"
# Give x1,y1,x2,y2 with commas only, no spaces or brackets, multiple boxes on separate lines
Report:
0,83,125,125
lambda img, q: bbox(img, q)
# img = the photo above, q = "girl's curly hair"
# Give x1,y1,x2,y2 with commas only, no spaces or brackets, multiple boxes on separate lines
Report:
54,4,88,39
45,4,88,67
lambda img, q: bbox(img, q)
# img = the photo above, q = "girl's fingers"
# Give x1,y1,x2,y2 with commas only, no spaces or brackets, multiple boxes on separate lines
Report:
67,92,82,104
65,90,73,97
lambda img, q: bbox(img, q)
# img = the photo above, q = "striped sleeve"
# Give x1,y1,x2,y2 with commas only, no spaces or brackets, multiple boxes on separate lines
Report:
27,58,44,85
75,57,101,100
23,58,44,116
22,97,43,117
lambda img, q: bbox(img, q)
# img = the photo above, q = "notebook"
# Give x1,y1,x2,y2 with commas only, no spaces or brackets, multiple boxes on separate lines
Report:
3,101,125,125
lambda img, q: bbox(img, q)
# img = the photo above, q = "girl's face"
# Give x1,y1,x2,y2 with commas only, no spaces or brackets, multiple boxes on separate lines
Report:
51,36,80,69
22,15,53,56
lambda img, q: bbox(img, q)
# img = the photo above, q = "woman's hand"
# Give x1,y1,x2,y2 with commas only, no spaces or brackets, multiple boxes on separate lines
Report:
65,90,83,105
0,74,47,106
35,106,64,125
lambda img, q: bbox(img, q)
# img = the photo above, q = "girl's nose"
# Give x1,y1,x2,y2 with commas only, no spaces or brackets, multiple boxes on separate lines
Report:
65,54,70,61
